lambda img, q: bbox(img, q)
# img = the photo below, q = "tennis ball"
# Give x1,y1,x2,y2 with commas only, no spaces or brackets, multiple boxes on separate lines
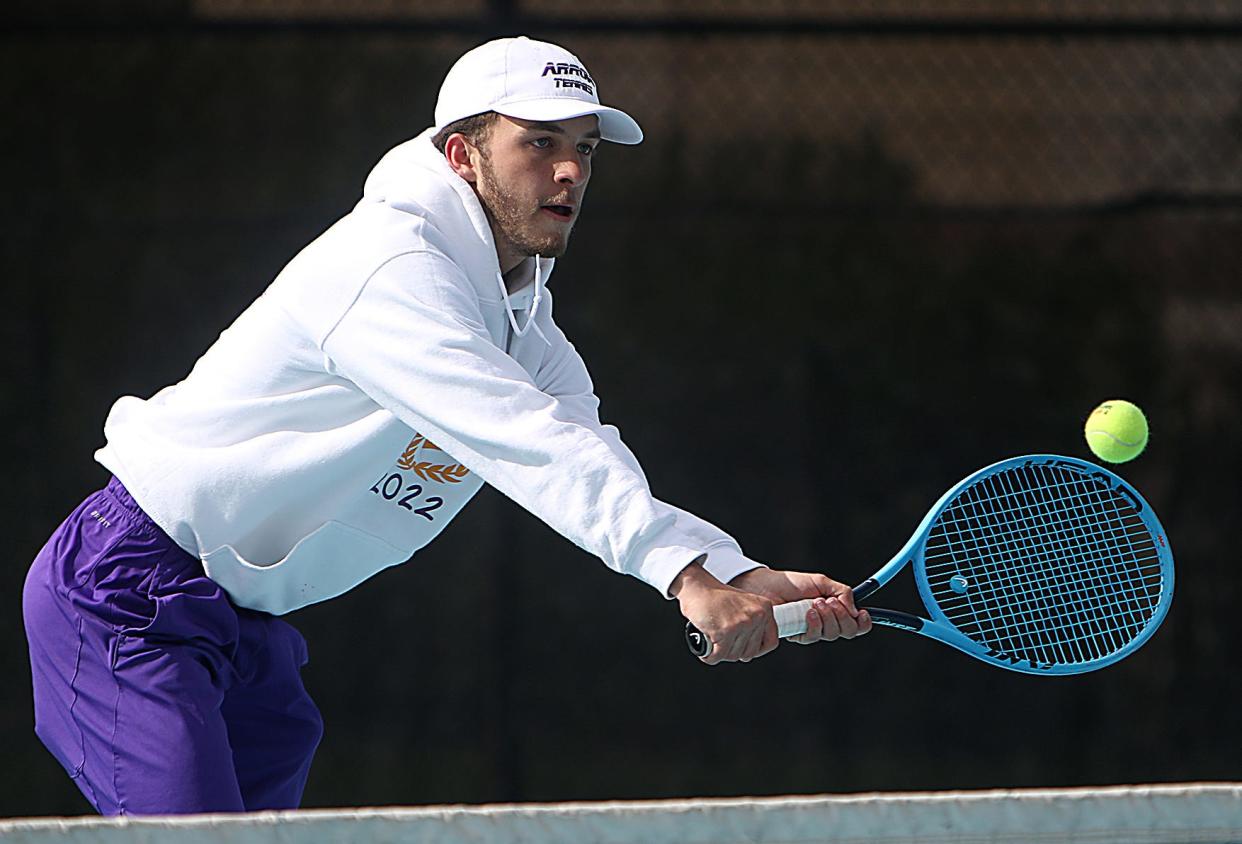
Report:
1084,400,1149,463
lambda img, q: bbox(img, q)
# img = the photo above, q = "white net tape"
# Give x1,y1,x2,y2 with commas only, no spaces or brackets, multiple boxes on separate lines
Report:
2,784,1240,844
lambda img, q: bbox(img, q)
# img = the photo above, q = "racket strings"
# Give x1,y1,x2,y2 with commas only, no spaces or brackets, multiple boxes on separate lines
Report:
946,473,1161,664
936,493,1156,654
944,472,1159,665
922,463,1165,668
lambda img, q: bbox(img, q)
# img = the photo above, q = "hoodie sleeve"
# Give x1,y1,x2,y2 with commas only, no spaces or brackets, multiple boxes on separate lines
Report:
531,314,765,588
319,249,714,596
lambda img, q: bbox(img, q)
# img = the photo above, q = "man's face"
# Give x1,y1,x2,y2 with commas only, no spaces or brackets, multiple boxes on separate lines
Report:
472,114,600,263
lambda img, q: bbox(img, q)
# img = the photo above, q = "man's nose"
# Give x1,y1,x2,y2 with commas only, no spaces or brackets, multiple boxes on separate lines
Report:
555,158,585,186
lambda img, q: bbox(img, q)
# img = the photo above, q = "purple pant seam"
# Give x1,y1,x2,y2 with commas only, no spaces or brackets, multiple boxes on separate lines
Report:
56,534,109,808
68,613,100,812
109,634,125,816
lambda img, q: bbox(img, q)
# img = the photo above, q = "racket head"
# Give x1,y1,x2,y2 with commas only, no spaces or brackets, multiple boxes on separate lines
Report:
908,455,1173,675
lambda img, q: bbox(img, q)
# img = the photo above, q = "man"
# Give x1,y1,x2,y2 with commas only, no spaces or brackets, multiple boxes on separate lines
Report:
23,36,871,816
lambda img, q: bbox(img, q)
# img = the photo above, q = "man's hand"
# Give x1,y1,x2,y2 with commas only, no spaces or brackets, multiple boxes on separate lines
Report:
670,560,778,665
729,568,872,645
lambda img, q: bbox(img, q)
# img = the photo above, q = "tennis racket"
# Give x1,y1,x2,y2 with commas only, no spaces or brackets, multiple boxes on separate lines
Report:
685,454,1174,674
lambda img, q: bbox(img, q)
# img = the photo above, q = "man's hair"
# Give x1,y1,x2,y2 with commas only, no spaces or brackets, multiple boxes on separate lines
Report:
431,112,500,155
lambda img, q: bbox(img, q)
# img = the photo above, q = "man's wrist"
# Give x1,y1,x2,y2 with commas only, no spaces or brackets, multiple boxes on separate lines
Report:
728,566,783,601
728,567,765,589
668,555,715,602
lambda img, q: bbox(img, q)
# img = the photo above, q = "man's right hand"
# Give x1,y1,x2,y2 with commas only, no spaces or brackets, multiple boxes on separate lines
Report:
670,559,778,665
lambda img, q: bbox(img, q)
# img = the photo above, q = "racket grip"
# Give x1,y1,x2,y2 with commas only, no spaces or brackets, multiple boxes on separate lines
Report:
773,599,815,638
684,599,816,657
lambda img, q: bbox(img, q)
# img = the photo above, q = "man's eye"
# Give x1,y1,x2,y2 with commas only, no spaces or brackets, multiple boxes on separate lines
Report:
578,144,596,156
531,137,552,149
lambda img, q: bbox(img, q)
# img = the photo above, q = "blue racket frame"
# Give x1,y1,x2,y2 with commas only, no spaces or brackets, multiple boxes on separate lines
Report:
854,454,1174,675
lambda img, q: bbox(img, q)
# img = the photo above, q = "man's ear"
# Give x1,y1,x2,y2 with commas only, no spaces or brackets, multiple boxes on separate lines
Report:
444,135,480,184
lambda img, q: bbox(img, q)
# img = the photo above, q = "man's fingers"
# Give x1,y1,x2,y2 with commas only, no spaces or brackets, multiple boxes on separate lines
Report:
804,573,834,598
835,589,861,617
739,613,776,661
759,615,780,656
699,603,781,663
829,597,872,638
699,634,725,665
727,626,757,662
790,602,823,645
817,598,844,641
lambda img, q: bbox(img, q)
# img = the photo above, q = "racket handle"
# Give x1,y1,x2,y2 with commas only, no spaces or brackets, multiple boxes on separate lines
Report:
774,598,815,637
684,599,816,657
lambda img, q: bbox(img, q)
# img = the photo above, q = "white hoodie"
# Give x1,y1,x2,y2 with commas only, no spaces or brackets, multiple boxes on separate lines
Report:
96,129,761,615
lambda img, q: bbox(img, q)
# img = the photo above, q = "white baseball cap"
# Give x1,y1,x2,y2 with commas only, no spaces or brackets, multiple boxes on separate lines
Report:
434,36,643,145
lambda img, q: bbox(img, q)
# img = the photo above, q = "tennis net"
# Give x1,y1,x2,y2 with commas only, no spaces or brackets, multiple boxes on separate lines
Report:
2,783,1239,843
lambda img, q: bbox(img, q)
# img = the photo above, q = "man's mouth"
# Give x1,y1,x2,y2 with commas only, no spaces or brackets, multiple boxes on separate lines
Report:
541,204,575,222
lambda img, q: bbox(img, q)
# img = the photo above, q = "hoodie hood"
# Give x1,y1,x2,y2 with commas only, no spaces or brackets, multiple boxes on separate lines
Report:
361,129,553,338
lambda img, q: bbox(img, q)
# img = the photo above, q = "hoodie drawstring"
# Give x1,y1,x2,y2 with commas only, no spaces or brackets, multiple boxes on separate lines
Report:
496,254,548,343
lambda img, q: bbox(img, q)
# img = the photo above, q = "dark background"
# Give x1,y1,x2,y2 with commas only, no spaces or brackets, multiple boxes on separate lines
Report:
3,0,1240,818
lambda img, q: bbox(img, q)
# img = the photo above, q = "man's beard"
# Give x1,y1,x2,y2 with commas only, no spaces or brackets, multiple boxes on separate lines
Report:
476,157,571,259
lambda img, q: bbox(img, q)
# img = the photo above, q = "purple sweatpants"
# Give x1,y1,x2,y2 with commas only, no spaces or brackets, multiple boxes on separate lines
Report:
23,477,323,815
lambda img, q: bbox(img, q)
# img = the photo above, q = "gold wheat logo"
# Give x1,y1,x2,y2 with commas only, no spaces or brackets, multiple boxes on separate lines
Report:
396,435,470,484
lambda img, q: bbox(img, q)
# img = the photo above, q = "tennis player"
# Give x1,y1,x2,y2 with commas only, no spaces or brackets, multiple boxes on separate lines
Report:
23,36,871,815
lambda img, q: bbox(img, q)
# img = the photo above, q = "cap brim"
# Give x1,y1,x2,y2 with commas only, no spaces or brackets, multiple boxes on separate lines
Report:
493,99,643,145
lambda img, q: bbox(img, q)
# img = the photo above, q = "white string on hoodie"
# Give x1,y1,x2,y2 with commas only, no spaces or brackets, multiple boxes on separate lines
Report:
495,254,548,343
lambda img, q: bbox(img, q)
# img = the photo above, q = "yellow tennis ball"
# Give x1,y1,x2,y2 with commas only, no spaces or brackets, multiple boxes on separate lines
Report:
1084,400,1149,463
